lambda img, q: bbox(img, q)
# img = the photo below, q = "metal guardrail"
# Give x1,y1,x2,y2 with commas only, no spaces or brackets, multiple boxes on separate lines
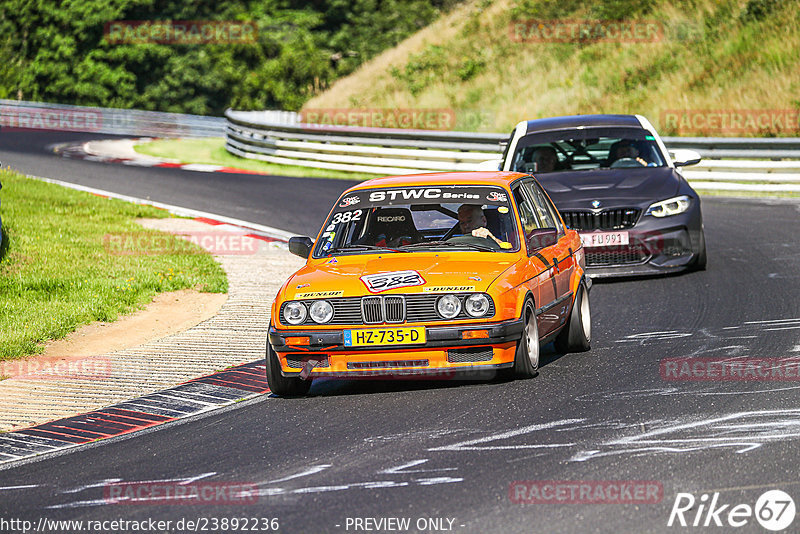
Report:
224,110,800,189
0,99,224,138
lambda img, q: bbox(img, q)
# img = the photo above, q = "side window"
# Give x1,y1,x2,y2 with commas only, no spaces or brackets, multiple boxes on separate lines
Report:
513,185,542,253
523,181,564,233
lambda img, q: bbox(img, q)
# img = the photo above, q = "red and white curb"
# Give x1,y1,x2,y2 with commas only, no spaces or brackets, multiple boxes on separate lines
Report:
0,362,269,466
52,138,271,176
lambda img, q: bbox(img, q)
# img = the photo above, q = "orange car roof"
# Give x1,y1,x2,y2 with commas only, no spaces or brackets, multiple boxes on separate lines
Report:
347,171,529,192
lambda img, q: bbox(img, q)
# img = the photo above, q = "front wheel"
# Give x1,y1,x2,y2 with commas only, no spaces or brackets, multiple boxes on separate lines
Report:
554,282,591,353
265,342,312,397
511,301,539,379
691,231,707,271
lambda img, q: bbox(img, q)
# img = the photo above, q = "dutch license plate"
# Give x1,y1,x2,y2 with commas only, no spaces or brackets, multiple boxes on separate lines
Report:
344,327,426,347
580,231,629,248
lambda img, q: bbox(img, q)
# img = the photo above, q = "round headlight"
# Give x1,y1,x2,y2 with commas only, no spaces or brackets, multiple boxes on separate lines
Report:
465,293,490,317
283,302,307,325
309,300,334,324
437,294,462,319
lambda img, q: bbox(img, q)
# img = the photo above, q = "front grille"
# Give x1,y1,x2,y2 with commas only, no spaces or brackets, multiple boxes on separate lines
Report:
561,208,640,231
286,354,330,369
282,294,495,325
361,296,383,324
586,245,649,266
406,294,495,323
447,347,494,363
347,360,429,369
384,296,405,323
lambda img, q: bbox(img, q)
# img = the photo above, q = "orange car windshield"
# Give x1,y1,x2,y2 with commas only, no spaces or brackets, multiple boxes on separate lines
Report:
313,185,520,257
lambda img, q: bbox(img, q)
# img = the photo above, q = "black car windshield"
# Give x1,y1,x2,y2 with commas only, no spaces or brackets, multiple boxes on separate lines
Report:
312,185,520,257
510,127,667,174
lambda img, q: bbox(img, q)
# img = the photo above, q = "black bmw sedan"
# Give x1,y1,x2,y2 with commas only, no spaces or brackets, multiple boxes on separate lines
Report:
499,114,706,277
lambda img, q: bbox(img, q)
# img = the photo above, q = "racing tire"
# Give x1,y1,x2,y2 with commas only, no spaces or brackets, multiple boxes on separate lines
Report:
690,231,707,271
554,282,591,353
510,300,539,379
265,342,312,397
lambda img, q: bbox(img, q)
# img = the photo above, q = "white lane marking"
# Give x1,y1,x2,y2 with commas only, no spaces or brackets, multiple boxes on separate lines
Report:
266,465,332,484
47,499,109,510
50,472,218,509
571,409,800,462
428,419,583,452
380,459,457,474
792,345,800,352
26,175,295,242
616,331,692,343
62,479,122,494
744,318,800,325
764,325,800,331
414,477,463,485
0,484,39,491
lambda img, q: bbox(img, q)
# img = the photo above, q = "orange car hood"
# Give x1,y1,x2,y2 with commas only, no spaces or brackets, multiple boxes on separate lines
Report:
284,253,518,299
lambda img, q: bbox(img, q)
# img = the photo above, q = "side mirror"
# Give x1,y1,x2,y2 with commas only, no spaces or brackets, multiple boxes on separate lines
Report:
288,236,314,259
527,228,558,251
671,149,702,167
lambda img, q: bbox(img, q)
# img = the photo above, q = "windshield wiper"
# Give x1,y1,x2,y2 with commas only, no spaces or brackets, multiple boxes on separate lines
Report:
327,244,408,254
400,240,496,252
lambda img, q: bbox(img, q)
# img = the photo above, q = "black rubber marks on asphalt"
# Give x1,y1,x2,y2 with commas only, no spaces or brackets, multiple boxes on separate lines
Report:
0,361,268,465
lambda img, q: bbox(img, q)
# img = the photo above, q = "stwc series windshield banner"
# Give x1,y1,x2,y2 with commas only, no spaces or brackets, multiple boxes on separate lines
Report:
334,186,511,211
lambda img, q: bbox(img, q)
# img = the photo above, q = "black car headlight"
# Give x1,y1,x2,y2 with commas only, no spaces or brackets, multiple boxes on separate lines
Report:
283,301,307,325
645,195,691,217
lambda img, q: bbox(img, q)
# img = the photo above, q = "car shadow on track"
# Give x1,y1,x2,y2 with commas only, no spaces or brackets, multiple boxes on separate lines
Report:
280,343,569,398
589,268,706,285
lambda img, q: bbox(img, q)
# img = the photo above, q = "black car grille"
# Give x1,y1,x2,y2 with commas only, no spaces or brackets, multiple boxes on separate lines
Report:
585,245,649,266
447,347,494,363
282,294,495,325
561,209,640,231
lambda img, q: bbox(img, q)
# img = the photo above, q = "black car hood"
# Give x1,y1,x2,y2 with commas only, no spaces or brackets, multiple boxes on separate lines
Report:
535,167,682,210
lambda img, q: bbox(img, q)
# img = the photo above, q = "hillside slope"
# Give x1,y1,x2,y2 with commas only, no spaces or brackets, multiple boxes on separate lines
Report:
304,0,800,135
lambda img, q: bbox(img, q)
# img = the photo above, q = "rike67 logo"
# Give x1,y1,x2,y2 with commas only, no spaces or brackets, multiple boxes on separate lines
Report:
668,490,795,531
360,270,425,293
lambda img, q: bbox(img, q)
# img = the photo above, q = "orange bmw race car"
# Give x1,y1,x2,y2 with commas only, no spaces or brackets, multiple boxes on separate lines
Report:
266,171,592,396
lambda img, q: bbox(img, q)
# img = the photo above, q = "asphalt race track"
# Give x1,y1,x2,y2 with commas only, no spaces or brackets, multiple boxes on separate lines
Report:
2,131,800,533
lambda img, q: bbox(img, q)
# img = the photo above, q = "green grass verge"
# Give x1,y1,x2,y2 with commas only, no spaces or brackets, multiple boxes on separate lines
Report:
0,169,228,361
135,138,376,181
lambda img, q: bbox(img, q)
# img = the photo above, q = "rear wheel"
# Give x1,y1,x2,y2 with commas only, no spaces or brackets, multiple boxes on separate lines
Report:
265,342,312,397
511,301,539,379
554,282,591,353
